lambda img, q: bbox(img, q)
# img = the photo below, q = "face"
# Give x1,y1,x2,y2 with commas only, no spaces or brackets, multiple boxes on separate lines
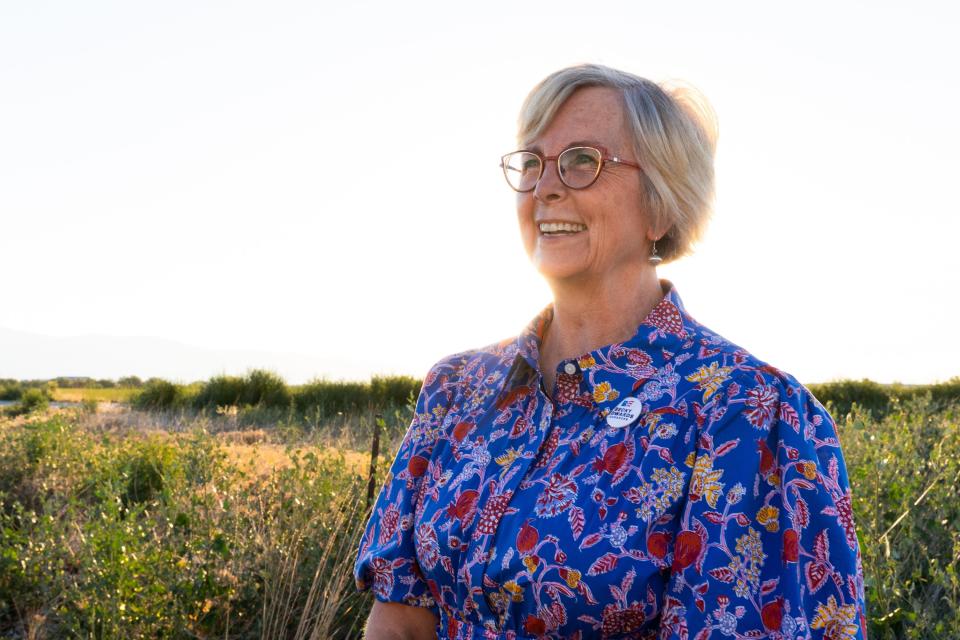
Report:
516,86,658,286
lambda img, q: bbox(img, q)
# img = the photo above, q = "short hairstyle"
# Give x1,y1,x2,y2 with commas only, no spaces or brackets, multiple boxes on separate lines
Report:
517,64,719,264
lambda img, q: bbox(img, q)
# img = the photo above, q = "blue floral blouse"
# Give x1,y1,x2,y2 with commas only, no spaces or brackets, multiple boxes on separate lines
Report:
354,279,867,639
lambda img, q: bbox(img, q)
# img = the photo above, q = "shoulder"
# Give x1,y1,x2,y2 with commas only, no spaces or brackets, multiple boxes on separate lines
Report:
675,315,834,436
420,335,523,393
412,338,518,430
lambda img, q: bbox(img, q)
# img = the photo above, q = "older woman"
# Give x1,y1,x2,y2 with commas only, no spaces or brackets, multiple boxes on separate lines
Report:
355,64,866,639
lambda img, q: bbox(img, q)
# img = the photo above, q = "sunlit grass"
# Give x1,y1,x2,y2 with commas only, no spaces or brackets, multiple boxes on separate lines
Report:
50,387,139,403
221,439,369,480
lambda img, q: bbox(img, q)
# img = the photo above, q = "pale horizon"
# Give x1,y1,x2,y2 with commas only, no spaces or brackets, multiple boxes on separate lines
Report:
2,1,958,387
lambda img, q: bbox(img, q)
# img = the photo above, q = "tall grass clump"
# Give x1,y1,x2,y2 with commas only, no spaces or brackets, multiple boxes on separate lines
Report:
131,378,192,410
370,374,420,408
242,369,291,408
193,374,247,408
194,370,291,410
292,379,372,415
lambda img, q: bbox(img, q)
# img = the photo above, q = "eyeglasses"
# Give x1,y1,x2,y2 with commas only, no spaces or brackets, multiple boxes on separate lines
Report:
500,145,642,192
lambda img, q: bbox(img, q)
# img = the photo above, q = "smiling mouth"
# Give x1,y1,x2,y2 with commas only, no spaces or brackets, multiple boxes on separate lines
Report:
539,222,587,236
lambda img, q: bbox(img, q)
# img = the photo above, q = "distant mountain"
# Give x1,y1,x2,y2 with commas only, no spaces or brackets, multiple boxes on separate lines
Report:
0,327,374,384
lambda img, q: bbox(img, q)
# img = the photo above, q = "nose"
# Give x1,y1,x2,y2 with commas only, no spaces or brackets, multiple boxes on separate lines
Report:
533,157,566,203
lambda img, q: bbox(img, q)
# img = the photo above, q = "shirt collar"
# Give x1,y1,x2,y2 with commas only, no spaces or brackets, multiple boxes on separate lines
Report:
504,278,696,411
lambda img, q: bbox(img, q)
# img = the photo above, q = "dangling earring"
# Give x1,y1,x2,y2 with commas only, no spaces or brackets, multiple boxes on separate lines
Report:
648,238,662,266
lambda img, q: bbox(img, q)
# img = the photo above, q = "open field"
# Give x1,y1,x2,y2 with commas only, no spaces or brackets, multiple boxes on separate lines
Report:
1,394,958,639
49,387,140,403
220,437,370,480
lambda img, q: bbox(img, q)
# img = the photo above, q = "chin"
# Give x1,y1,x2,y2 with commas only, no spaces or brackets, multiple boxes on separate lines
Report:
531,259,584,282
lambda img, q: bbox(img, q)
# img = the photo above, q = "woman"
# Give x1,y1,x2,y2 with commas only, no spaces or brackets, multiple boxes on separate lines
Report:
354,64,867,639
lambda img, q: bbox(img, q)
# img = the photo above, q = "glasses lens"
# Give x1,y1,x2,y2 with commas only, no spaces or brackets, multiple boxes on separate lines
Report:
503,152,541,191
558,147,601,189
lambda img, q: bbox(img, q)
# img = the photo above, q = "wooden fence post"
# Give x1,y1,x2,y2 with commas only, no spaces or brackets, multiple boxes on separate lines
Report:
366,413,384,511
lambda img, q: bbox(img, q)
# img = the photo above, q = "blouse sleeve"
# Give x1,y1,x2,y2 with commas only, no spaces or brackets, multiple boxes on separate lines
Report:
352,356,459,616
659,370,868,640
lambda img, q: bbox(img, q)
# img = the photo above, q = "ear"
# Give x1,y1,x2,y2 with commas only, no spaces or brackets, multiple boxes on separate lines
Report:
646,219,672,243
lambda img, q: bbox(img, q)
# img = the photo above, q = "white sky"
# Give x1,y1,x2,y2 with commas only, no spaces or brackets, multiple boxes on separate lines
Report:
2,0,958,385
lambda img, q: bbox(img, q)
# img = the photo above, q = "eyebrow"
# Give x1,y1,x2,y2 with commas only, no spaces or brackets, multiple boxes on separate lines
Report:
526,139,608,153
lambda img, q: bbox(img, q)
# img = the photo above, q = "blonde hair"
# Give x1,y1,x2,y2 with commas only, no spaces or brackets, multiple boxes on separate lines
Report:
518,64,719,264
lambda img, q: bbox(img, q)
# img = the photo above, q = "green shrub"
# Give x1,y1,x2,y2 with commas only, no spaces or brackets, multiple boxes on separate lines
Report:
0,381,22,401
840,396,960,638
918,376,960,409
53,376,96,388
293,379,371,415
808,377,960,420
370,374,420,407
193,374,246,409
192,370,292,410
0,416,89,515
0,414,370,638
241,369,290,408
289,375,418,417
120,438,178,507
10,387,50,416
808,378,891,417
132,379,188,410
118,375,144,387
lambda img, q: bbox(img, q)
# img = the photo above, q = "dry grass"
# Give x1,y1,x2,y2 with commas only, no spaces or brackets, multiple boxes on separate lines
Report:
221,440,369,480
50,387,138,403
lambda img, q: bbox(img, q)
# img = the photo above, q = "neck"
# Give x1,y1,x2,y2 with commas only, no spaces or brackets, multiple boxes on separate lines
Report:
541,265,665,361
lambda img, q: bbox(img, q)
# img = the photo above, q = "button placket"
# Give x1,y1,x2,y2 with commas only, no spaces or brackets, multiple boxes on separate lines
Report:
471,380,555,635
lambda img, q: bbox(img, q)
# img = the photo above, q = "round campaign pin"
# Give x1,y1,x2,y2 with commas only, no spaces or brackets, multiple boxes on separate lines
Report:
606,397,643,429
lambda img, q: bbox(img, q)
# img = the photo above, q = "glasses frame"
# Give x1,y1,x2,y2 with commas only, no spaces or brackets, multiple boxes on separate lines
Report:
499,145,642,193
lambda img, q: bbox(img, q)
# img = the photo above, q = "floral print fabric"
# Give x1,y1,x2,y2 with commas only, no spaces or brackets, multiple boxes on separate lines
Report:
354,279,867,639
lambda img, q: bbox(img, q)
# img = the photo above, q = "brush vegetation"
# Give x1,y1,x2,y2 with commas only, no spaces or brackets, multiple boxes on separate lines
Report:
126,370,422,420
0,378,958,638
0,407,408,639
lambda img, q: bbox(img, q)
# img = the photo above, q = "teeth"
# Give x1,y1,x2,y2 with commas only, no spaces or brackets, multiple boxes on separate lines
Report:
539,222,587,233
